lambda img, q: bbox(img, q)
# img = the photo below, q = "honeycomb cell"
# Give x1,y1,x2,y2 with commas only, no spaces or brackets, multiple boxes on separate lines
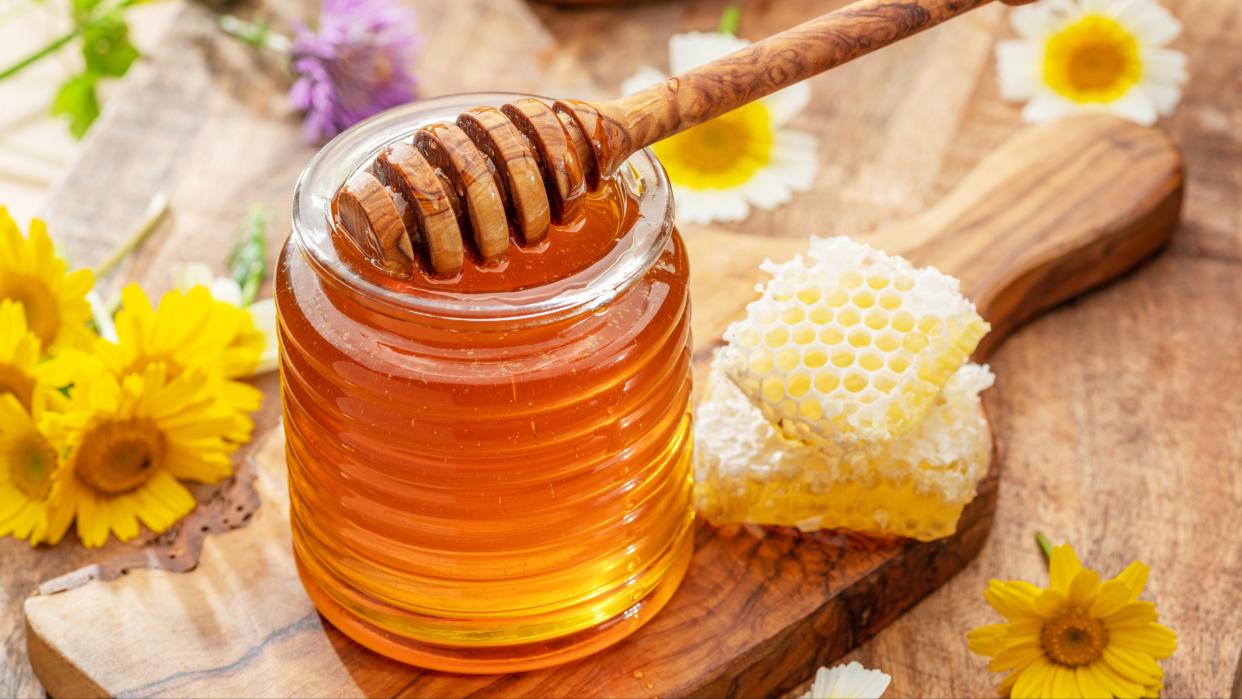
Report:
718,236,990,450
838,309,861,326
859,353,883,371
775,348,800,371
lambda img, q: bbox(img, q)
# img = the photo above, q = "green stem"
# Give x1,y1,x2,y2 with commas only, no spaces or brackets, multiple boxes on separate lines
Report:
219,14,291,54
1035,531,1054,564
718,4,741,36
94,192,169,278
0,30,80,81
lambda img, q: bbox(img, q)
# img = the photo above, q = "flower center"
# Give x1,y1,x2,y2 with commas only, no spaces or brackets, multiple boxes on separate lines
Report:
653,101,774,190
1043,15,1142,103
127,356,183,381
7,432,58,500
1041,607,1109,667
0,365,35,411
75,419,165,494
0,277,61,348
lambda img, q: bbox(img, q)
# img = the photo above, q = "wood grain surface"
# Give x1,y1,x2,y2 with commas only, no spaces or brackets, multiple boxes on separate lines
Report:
2,0,1240,697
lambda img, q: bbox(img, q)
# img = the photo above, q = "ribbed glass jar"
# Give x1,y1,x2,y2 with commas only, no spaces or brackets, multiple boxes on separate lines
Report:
277,94,694,673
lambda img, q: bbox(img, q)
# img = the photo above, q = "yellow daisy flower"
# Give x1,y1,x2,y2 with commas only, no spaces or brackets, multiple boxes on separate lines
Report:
49,362,240,547
968,544,1177,699
622,31,818,225
996,0,1188,125
0,207,95,354
96,284,264,440
0,393,65,545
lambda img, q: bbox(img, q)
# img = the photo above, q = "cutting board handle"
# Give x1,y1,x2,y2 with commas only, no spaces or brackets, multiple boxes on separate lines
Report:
876,114,1184,356
688,115,1184,360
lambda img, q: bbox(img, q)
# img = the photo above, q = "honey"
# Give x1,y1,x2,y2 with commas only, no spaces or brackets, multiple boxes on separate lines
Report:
277,95,694,673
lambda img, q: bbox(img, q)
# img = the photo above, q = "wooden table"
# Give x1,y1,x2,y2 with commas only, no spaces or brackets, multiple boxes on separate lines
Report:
2,0,1240,696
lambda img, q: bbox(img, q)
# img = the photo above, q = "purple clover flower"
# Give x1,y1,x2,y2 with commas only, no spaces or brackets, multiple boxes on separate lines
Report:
288,0,419,142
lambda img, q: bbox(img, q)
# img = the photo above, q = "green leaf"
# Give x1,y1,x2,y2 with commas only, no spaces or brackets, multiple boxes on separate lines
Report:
718,4,741,36
50,73,101,138
81,13,138,77
228,206,270,306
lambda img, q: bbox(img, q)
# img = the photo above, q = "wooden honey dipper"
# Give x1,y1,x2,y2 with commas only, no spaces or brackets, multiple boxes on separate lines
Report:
337,0,1035,278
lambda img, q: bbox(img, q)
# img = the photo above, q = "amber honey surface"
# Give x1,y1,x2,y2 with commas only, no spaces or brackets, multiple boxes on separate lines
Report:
278,133,694,673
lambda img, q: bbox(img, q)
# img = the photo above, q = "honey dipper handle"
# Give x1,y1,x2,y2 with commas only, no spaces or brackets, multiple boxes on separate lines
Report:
558,0,1032,176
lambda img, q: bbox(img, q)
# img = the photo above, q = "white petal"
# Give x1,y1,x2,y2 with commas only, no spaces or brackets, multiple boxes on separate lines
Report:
1105,88,1159,125
668,31,751,75
1141,82,1183,116
87,290,118,344
1114,0,1182,45
800,661,892,699
674,186,752,225
740,170,794,210
1021,91,1077,124
769,129,821,190
170,262,217,292
1080,0,1113,14
1011,0,1079,39
762,81,811,126
246,298,279,376
210,278,245,307
621,66,668,97
995,41,1043,100
1141,47,1190,85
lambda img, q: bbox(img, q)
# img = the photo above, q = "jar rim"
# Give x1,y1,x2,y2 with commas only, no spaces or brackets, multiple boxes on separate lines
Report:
290,92,673,324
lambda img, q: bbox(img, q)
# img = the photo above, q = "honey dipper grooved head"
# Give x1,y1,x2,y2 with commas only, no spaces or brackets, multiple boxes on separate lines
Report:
333,98,602,279
336,170,414,276
374,142,464,276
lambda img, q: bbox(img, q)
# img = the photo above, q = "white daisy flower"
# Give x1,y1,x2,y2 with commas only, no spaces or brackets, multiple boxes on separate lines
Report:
170,262,279,375
800,661,892,699
621,31,819,225
995,0,1188,125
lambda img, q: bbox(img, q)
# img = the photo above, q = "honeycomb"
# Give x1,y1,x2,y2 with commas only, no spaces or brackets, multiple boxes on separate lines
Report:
718,236,989,453
694,359,994,541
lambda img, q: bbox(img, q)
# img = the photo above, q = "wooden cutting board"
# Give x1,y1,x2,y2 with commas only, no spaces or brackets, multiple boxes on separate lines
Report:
22,115,1181,698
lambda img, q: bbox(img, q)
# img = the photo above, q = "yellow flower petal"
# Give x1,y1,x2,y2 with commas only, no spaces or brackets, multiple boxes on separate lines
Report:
986,579,1045,620
1086,662,1144,699
1110,623,1177,659
990,640,1044,673
1067,568,1102,608
1012,657,1053,699
1104,601,1159,629
1033,588,1068,618
1075,665,1110,699
1050,665,1081,699
1049,544,1083,592
967,623,1009,657
1115,560,1150,598
1102,645,1163,686
1088,579,1133,618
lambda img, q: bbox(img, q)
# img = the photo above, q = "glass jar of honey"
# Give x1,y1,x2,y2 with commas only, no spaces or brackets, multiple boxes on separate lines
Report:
277,94,694,673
